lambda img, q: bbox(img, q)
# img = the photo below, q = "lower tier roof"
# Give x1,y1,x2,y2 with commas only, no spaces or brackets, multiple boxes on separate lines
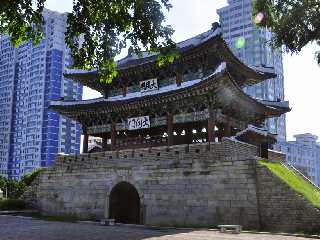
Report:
50,63,290,126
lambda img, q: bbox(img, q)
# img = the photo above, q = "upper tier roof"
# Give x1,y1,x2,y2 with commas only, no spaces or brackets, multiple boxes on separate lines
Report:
64,23,276,93
116,23,222,69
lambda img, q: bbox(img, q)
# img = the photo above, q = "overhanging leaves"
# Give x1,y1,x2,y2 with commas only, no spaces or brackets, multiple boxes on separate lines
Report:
0,0,175,84
253,0,320,64
66,0,175,83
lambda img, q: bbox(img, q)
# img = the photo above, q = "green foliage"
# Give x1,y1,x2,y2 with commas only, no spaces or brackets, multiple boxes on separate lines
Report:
5,179,26,199
0,0,45,46
0,0,176,84
157,47,180,67
253,0,320,64
65,0,175,83
0,199,26,210
21,168,43,186
0,176,6,192
0,168,42,200
259,160,320,209
0,177,23,199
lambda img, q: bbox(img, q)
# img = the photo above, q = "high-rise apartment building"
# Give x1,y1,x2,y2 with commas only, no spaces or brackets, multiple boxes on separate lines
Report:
217,0,286,141
275,134,320,186
0,9,82,179
0,36,16,177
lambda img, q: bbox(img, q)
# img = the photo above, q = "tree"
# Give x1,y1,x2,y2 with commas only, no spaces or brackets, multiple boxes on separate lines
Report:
6,179,26,199
253,0,320,64
0,168,43,200
0,177,6,195
0,177,24,199
0,0,175,83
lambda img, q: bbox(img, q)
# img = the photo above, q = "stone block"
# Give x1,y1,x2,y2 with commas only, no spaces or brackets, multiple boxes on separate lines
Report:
23,140,320,232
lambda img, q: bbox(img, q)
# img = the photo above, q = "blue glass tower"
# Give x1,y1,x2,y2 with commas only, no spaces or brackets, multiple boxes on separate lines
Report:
0,9,82,179
217,0,286,141
0,36,16,178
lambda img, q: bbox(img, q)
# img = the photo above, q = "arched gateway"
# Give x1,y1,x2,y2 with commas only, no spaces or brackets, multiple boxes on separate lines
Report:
109,182,141,224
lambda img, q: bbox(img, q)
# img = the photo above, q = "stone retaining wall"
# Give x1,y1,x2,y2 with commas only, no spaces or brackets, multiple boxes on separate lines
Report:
256,164,320,233
25,139,320,232
31,139,260,228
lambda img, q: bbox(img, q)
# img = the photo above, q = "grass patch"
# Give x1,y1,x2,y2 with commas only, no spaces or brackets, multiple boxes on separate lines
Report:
0,199,26,211
259,160,320,209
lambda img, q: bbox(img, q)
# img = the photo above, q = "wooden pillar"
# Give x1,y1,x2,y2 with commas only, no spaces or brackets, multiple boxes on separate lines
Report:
83,133,89,153
122,85,127,97
167,112,174,145
104,88,109,99
217,125,223,142
207,109,216,142
260,142,269,159
224,115,231,137
185,123,192,144
111,122,117,150
102,137,108,150
176,72,183,86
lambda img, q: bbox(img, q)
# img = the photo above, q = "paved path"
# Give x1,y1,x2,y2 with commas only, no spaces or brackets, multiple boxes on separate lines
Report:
0,215,316,240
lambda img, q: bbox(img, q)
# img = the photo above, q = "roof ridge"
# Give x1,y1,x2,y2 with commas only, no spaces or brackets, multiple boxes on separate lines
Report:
117,22,222,66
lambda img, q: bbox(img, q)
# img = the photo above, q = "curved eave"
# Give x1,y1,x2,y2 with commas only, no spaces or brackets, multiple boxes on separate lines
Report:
258,99,290,110
64,70,99,91
63,30,276,93
218,39,277,85
215,71,289,121
51,69,289,125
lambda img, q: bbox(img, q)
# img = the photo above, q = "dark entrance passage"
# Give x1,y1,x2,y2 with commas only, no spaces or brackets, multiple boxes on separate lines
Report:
109,182,141,224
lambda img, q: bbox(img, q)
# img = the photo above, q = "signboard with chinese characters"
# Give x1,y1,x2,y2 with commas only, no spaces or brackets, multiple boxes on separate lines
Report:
127,116,150,130
140,78,158,92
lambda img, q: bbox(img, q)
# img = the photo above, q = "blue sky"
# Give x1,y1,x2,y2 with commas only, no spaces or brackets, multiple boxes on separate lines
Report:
45,0,320,141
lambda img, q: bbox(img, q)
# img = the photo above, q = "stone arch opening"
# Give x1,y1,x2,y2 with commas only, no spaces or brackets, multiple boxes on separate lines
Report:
109,182,141,224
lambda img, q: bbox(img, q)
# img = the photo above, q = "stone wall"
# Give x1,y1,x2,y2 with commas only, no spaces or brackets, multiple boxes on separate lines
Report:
26,138,320,232
267,150,286,162
31,139,260,229
256,164,320,233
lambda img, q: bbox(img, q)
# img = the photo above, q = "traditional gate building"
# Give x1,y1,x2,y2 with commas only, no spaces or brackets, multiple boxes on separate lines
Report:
25,24,320,232
50,23,288,154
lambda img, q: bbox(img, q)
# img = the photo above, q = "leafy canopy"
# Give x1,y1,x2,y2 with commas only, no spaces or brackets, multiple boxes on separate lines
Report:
0,0,176,83
0,0,45,46
253,0,320,64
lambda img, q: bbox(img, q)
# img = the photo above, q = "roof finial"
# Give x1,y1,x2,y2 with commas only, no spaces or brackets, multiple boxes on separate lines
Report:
128,46,134,57
211,22,220,30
